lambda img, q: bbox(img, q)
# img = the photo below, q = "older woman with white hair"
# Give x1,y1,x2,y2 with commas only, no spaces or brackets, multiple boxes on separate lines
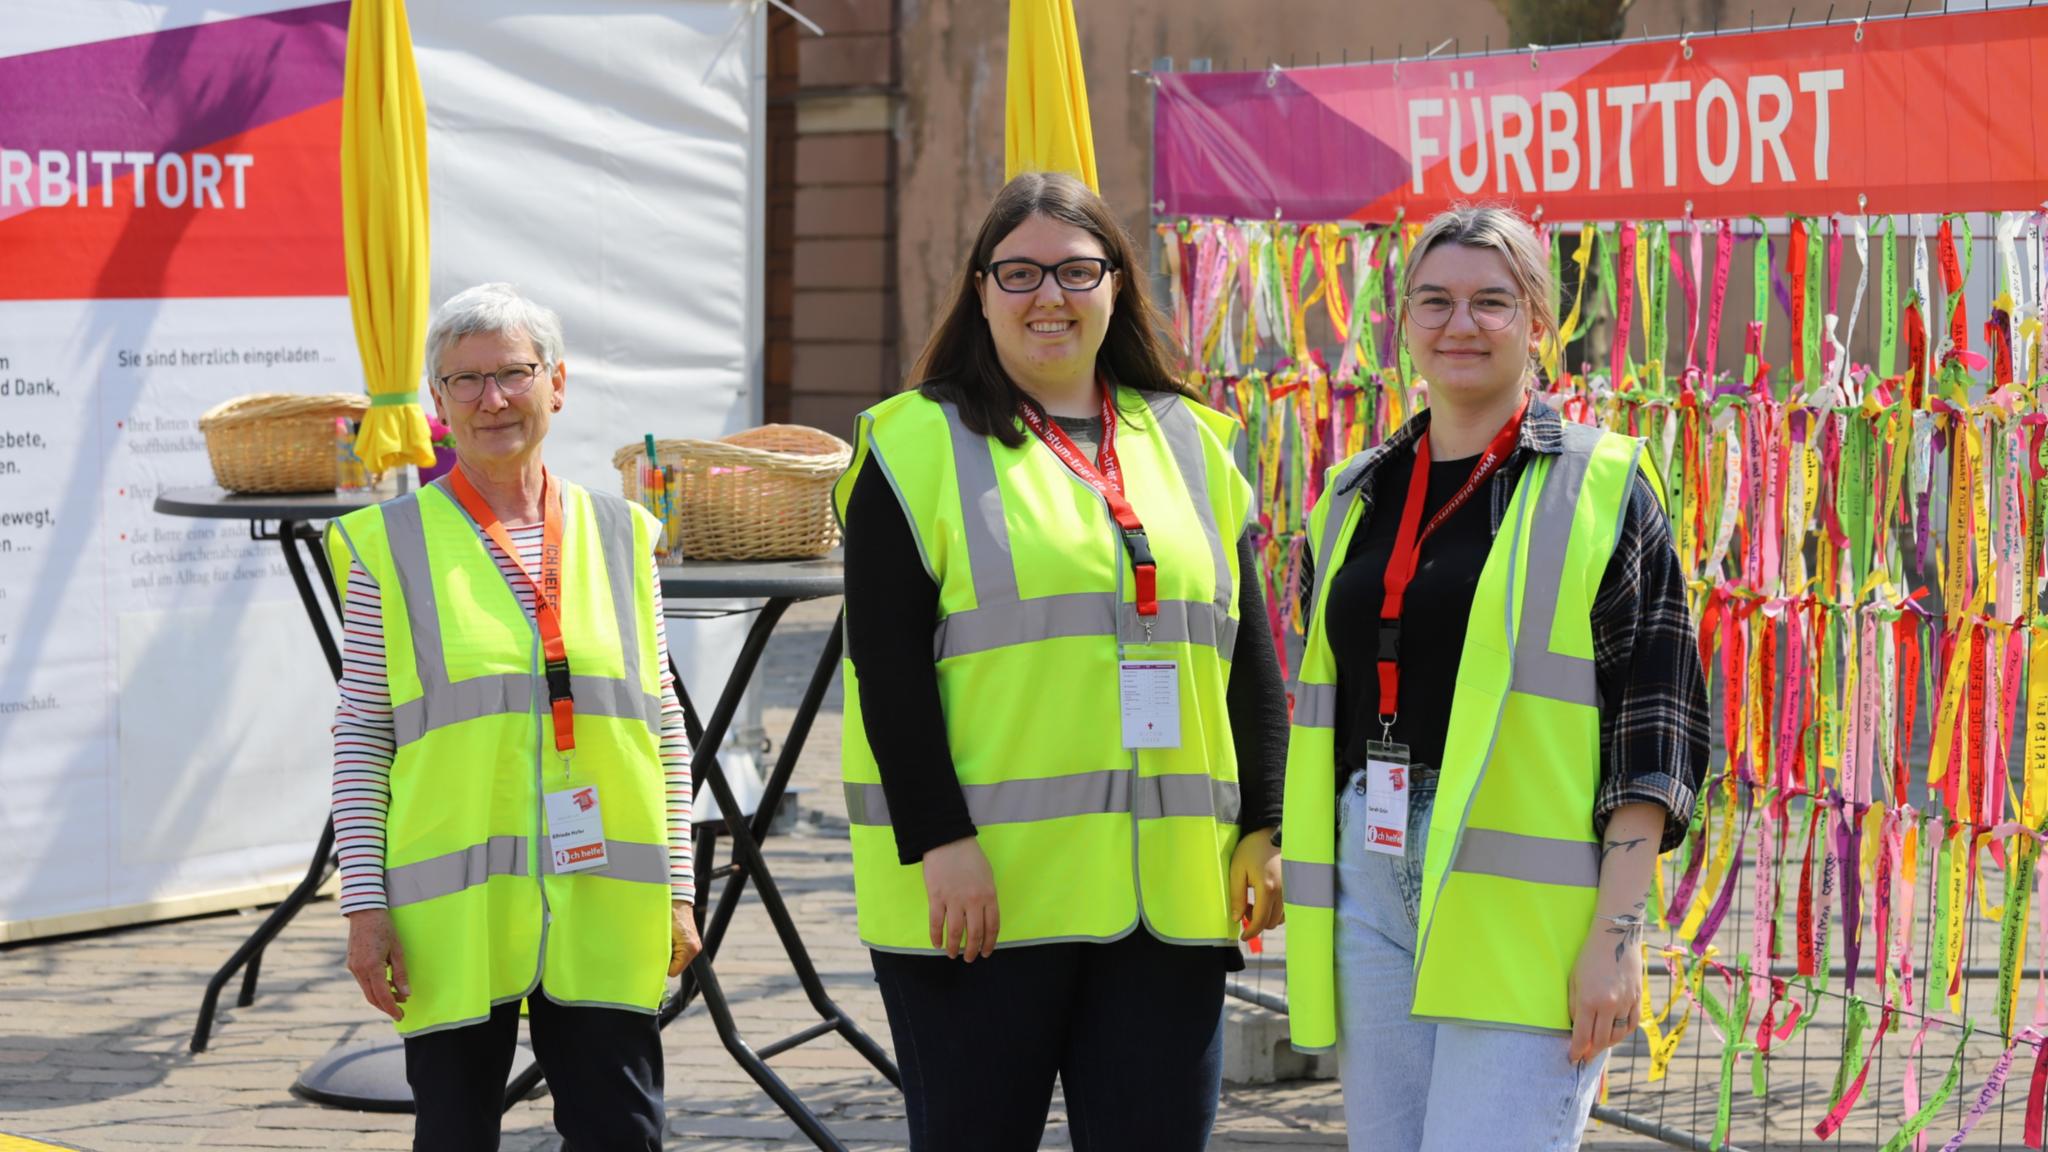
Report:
327,283,699,1151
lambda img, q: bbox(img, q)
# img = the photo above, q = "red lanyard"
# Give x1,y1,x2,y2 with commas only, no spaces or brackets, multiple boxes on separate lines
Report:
449,465,576,754
1016,384,1158,618
1376,395,1528,721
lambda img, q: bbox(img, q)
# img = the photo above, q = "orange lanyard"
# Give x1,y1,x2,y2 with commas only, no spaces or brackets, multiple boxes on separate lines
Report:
449,466,575,754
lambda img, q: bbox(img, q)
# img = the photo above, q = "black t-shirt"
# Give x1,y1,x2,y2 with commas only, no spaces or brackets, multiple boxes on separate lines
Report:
1326,445,1497,788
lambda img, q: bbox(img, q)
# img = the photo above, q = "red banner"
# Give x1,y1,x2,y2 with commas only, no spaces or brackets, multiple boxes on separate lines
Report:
1155,8,2048,222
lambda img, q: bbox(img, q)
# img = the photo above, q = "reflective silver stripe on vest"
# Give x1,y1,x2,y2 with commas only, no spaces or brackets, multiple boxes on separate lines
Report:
386,835,672,907
387,835,528,908
932,398,1236,662
391,673,663,746
1138,773,1240,822
1151,393,1234,619
1283,860,1337,909
844,770,1238,827
1510,424,1602,708
934,594,1236,661
384,493,447,690
1450,827,1599,888
1288,451,1374,709
1293,681,1339,729
384,487,661,747
539,837,671,883
588,493,647,700
943,401,1020,608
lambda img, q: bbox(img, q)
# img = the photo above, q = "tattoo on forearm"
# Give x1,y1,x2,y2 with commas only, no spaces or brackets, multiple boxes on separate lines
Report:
1601,836,1647,865
1600,913,1646,963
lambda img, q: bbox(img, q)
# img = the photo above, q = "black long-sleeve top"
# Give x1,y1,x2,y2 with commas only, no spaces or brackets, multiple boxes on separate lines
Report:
842,413,1289,868
1305,400,1709,852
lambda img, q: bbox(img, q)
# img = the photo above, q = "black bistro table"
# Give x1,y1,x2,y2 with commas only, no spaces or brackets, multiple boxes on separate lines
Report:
153,487,896,1149
154,486,389,1046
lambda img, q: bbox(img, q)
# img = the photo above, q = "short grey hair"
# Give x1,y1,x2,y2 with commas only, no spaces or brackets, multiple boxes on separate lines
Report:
424,283,565,391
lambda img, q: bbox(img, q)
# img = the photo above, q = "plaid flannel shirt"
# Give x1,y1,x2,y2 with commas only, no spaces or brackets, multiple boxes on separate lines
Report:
1319,398,1708,851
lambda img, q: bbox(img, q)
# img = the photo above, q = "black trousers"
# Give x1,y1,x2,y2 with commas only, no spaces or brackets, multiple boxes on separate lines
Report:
871,929,1228,1152
401,988,664,1152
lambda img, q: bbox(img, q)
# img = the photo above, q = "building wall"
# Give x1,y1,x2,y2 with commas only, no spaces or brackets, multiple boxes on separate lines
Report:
783,0,901,437
767,0,1925,431
895,0,1520,376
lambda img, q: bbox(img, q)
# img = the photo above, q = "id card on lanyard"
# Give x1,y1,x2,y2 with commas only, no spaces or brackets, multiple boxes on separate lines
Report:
449,468,609,872
1374,395,1527,767
1018,384,1179,750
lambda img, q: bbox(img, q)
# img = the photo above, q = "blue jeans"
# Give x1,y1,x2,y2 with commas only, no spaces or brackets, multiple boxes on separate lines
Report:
1334,774,1604,1151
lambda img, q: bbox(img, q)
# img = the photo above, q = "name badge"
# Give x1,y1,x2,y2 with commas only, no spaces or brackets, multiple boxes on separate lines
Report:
544,785,609,874
1119,660,1181,749
1362,740,1410,857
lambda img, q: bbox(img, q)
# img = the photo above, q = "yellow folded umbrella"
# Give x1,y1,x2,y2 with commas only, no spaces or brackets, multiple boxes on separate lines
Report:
342,0,434,472
1005,0,1098,191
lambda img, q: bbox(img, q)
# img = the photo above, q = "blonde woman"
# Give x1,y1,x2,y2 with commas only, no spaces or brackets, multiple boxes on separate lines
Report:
1280,206,1707,1150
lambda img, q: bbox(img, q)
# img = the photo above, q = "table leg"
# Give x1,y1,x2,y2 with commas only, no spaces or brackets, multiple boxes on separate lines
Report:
191,520,341,1051
503,599,794,1112
191,816,335,1052
688,954,850,1152
505,601,901,1141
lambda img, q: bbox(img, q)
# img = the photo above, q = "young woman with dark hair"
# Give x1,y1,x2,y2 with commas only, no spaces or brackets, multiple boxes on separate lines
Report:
833,171,1289,1150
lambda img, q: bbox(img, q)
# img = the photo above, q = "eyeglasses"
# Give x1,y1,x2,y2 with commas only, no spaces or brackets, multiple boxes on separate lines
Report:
437,362,542,403
985,257,1116,294
1404,292,1523,332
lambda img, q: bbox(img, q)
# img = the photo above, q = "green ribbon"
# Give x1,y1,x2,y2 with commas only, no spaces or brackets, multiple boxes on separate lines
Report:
1997,833,2040,1034
1825,996,1872,1112
1931,830,1953,999
369,391,420,407
1698,965,1757,1148
1803,217,1824,396
1648,222,1671,393
1820,616,1842,785
1879,216,1899,378
1843,417,1872,588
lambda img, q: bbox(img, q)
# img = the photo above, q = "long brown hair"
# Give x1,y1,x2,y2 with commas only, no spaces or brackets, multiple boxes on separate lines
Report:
911,172,1198,447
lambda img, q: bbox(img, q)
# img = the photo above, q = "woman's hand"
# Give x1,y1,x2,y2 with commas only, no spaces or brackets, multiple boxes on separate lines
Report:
670,900,703,977
1569,802,1665,1063
345,908,410,1021
1229,827,1285,939
1567,912,1644,1063
922,836,999,961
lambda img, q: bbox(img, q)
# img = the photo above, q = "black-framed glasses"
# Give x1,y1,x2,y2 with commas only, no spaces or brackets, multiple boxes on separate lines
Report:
438,362,542,403
1404,292,1523,331
985,257,1116,294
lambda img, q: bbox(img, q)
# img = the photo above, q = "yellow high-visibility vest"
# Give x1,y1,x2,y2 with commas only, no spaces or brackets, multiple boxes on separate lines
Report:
836,386,1254,951
328,478,671,1035
1282,413,1644,1050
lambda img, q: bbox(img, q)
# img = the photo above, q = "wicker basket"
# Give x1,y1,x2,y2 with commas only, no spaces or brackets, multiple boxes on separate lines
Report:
198,392,371,494
613,425,851,561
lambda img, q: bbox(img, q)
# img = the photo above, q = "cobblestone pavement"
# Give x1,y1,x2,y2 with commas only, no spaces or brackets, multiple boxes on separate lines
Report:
0,598,1671,1150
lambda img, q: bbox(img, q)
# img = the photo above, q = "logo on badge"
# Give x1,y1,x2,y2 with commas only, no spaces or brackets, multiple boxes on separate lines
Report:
1388,766,1406,790
1368,826,1404,848
570,787,596,812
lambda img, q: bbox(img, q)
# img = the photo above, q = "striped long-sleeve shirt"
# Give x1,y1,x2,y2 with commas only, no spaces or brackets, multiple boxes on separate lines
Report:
332,522,694,914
